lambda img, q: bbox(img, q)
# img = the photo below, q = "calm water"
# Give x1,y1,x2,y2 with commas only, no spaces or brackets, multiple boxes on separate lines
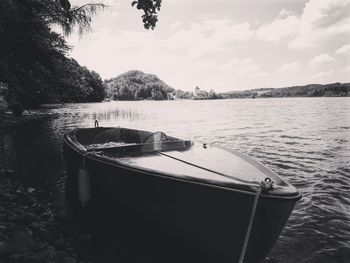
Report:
1,97,349,262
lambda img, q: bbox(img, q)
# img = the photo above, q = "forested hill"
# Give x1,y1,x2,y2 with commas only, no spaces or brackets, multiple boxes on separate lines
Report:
220,82,350,99
104,70,177,100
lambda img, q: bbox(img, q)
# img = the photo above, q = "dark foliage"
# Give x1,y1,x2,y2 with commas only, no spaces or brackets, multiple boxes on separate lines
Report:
220,83,350,99
131,0,162,30
260,83,350,98
0,0,106,114
104,70,173,100
0,0,162,114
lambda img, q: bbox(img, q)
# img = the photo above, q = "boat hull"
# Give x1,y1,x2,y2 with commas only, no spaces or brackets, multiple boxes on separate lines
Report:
63,136,299,263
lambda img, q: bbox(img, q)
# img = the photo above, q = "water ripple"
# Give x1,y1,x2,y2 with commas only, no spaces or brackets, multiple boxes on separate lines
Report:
1,98,349,262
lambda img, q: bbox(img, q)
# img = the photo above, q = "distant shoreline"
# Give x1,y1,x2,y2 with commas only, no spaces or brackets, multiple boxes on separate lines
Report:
103,94,350,102
103,71,349,101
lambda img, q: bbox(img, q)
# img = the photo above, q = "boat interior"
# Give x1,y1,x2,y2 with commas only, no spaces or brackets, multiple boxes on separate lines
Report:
73,127,192,156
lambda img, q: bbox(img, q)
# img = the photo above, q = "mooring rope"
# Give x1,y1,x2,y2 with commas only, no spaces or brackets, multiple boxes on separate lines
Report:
238,185,262,263
159,151,258,186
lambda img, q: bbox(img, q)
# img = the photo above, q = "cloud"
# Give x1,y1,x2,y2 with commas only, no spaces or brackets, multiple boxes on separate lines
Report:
335,44,350,55
340,66,350,72
220,58,267,78
257,0,350,49
288,36,313,49
289,0,350,49
277,8,296,19
169,21,182,30
302,0,350,29
165,19,254,59
278,61,300,73
102,0,120,5
309,54,336,66
308,70,334,82
257,15,299,42
70,0,118,6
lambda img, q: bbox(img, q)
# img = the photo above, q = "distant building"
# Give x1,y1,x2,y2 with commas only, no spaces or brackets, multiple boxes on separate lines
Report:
194,86,200,96
167,93,176,100
193,86,209,99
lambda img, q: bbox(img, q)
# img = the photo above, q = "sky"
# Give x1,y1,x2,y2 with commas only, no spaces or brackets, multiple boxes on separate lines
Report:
68,0,350,92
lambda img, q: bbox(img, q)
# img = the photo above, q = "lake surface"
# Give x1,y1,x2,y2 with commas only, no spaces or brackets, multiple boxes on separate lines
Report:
1,97,349,262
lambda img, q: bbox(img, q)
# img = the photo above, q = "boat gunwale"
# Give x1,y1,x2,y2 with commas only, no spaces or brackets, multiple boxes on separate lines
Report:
63,128,302,201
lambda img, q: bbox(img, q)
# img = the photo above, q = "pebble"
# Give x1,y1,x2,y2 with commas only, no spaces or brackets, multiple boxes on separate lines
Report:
64,256,77,263
9,252,40,263
3,192,16,201
36,227,55,241
27,187,36,193
29,221,43,230
10,230,37,252
54,237,66,248
0,224,7,232
0,241,13,256
20,211,41,222
6,169,15,175
0,173,96,262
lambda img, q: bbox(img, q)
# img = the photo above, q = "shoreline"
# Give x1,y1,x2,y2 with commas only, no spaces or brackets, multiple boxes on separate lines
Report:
0,113,100,263
0,111,58,132
0,170,96,263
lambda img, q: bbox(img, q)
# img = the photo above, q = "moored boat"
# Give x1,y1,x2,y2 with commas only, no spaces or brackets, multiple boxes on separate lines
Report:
63,125,301,263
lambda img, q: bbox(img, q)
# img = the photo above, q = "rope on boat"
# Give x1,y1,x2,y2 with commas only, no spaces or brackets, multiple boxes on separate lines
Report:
238,185,262,263
159,152,258,186
161,151,275,262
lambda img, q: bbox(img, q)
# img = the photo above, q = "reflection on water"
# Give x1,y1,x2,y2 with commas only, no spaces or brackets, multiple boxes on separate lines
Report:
1,97,350,262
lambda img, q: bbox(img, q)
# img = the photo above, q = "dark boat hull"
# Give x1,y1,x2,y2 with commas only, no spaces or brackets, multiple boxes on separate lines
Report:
63,130,300,263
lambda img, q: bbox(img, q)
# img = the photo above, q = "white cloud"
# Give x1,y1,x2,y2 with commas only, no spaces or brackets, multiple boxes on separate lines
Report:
169,21,182,30
257,15,299,42
288,36,314,49
220,58,267,78
278,61,300,73
336,44,350,55
289,0,350,49
301,0,350,28
340,66,350,72
102,0,120,5
309,54,336,66
308,70,334,82
277,8,296,19
257,0,350,49
165,19,254,59
70,0,118,6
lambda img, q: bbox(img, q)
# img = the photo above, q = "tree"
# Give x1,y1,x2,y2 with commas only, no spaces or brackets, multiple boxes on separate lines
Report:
131,0,162,30
0,0,163,114
0,0,70,114
46,0,162,35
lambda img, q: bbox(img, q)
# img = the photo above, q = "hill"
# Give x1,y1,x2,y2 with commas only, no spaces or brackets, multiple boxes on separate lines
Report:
220,82,350,99
104,70,177,100
105,72,350,101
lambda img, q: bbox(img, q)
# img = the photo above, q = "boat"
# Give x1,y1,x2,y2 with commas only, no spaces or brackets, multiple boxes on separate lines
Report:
63,124,301,263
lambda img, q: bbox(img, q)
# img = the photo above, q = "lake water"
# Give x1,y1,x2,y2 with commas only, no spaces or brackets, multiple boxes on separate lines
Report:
1,97,349,262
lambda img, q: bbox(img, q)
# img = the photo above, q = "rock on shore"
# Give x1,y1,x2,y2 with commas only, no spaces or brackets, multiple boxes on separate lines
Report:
0,169,96,263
